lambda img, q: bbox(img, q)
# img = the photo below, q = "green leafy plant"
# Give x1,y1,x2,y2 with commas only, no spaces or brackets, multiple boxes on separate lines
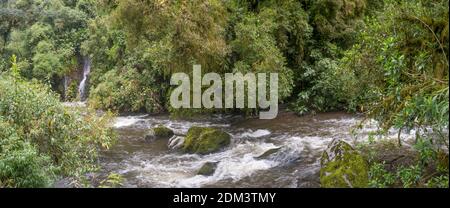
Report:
397,165,422,188
368,162,396,188
99,173,124,188
0,59,116,187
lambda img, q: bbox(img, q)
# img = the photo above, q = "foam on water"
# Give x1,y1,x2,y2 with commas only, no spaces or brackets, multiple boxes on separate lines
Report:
117,140,281,187
172,142,280,187
177,155,277,187
113,115,148,128
103,112,422,187
240,129,271,138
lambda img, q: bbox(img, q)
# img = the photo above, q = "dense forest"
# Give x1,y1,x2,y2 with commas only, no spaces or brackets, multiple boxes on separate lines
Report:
0,0,448,188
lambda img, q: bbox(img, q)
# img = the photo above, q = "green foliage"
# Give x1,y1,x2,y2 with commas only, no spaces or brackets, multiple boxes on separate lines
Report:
0,118,55,188
231,6,294,100
99,173,124,188
0,0,448,189
309,0,366,47
66,81,79,101
9,55,21,79
89,68,165,113
363,136,449,188
289,0,371,114
111,0,229,74
83,0,376,115
368,162,396,188
414,137,437,166
427,175,449,188
320,140,369,188
369,163,425,188
340,0,448,188
292,54,349,114
340,0,449,128
397,165,422,188
3,0,445,122
0,0,372,116
0,62,116,187
1,0,93,93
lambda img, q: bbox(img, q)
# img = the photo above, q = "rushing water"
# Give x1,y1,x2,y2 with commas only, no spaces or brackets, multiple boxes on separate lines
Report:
99,111,416,188
78,57,91,101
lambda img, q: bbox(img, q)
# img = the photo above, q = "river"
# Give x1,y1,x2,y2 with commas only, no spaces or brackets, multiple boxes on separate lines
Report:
95,111,415,188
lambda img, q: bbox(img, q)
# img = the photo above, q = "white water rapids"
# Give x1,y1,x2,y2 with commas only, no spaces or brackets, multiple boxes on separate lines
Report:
99,112,417,188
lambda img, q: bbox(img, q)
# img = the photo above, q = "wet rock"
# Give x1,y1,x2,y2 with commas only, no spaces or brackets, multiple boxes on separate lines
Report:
183,126,231,155
145,125,174,141
197,162,219,176
255,147,282,160
168,136,185,150
320,139,368,188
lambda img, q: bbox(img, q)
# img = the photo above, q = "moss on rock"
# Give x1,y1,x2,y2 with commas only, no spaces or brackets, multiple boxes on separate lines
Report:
197,162,219,176
145,126,174,140
320,139,369,188
183,127,231,155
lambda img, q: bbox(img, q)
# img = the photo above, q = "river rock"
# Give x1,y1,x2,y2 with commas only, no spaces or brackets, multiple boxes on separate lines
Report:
145,126,174,141
183,127,231,155
197,162,219,176
255,147,282,160
320,139,369,188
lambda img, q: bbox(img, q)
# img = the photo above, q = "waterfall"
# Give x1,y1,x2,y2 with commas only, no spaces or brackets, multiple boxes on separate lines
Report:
78,57,91,101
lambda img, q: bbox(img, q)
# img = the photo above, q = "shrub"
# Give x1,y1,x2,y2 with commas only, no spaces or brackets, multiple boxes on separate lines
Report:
0,69,116,187
89,68,165,113
0,118,55,187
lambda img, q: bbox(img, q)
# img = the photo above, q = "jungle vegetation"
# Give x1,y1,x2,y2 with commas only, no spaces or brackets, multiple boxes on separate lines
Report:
0,0,448,187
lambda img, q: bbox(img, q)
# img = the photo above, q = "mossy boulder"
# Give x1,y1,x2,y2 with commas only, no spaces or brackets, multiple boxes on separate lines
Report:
183,127,231,154
320,139,369,188
145,126,174,141
197,162,219,176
